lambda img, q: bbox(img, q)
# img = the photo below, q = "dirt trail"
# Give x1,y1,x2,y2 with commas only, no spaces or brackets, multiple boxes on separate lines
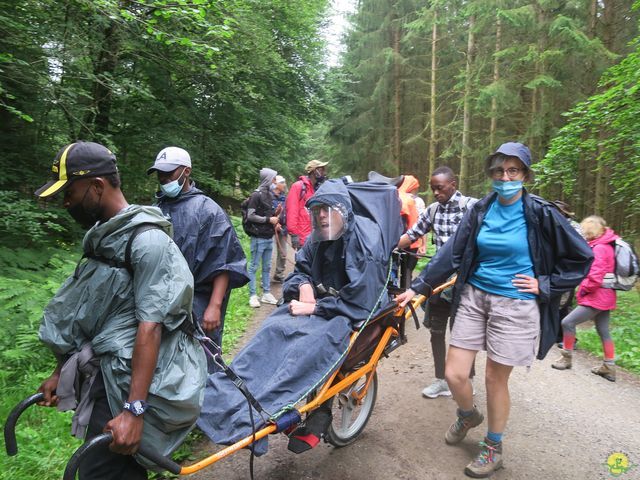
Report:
189,257,640,480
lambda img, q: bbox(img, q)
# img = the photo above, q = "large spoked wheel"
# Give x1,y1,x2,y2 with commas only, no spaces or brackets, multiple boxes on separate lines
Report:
326,371,378,447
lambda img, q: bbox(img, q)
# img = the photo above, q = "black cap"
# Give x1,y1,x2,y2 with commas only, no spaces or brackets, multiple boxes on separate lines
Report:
35,142,118,198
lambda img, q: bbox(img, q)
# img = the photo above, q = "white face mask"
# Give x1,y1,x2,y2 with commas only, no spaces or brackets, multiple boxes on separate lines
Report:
160,168,186,198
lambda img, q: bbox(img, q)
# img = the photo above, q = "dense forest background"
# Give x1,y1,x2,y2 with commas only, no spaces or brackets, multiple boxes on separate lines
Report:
326,0,640,235
1,0,640,237
1,0,330,208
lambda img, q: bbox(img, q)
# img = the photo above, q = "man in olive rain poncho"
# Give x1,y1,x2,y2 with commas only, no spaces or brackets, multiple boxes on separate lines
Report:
35,141,206,480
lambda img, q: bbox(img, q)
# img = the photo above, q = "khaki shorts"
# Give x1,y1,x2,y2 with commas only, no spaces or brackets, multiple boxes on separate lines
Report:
450,284,540,366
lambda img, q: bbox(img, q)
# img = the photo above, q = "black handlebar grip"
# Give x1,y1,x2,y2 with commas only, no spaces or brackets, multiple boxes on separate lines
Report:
137,444,182,475
4,392,45,456
63,432,182,479
63,433,112,480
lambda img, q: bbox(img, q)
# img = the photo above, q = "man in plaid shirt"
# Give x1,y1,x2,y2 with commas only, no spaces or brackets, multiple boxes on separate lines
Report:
398,166,477,399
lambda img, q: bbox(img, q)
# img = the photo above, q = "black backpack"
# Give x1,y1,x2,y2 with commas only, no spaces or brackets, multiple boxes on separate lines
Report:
240,193,262,236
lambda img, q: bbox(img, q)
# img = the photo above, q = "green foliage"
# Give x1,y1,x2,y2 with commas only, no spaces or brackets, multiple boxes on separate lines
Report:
0,191,82,247
576,290,640,374
327,0,638,206
0,245,79,480
536,30,640,234
0,0,331,203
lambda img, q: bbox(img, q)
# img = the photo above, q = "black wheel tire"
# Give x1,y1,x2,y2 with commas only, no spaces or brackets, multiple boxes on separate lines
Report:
326,371,378,447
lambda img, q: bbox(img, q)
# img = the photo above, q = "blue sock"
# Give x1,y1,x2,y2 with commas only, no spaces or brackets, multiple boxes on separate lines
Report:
459,408,475,417
487,431,503,443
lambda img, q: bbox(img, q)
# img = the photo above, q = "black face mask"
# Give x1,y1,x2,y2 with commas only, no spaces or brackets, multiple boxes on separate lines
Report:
67,184,103,229
314,171,327,185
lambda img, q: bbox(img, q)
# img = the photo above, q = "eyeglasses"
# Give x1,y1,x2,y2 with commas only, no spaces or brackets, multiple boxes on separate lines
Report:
491,167,524,179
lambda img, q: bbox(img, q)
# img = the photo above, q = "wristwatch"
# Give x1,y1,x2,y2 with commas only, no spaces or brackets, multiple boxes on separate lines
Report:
123,400,148,416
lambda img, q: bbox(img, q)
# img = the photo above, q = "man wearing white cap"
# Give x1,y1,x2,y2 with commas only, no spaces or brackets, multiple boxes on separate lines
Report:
148,147,249,358
285,160,329,250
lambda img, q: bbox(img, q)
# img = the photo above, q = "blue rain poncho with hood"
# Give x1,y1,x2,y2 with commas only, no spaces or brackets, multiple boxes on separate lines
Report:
197,180,402,455
38,205,207,469
155,182,249,338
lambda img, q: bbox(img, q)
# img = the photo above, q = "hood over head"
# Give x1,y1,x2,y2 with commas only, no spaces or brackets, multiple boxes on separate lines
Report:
306,179,352,213
589,227,619,247
258,168,277,190
399,175,420,194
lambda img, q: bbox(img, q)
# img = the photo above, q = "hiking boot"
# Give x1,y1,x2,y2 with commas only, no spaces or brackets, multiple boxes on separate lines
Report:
591,363,616,382
249,295,261,308
445,406,484,445
261,292,278,305
464,438,503,478
422,379,452,398
551,349,572,370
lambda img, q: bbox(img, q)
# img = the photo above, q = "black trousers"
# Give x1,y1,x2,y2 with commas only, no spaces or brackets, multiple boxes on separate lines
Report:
79,374,147,480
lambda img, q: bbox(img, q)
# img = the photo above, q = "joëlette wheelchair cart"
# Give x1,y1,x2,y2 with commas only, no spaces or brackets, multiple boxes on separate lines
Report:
5,251,451,479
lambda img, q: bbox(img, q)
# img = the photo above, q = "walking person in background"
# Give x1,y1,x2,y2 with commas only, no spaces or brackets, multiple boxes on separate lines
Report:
407,176,427,215
550,200,584,347
397,166,477,399
271,175,288,283
396,143,592,478
368,171,419,287
286,160,329,250
552,215,619,382
149,146,249,354
247,168,280,308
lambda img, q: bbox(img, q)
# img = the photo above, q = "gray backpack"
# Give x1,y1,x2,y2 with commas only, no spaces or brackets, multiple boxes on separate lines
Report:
602,238,639,291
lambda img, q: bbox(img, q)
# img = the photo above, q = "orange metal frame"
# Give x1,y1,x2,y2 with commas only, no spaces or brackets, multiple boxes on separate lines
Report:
179,278,454,475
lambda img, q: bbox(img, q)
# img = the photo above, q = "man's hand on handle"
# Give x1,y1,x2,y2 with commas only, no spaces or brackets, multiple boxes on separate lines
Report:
395,288,417,308
37,370,60,407
105,411,144,455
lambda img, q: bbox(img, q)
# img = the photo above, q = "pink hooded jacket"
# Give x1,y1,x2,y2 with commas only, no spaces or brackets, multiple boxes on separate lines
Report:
576,228,618,311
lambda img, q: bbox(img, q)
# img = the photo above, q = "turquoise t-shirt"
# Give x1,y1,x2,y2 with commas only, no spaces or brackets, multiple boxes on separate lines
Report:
469,197,536,300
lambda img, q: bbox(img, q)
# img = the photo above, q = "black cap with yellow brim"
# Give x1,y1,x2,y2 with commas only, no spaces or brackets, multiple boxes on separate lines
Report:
35,142,118,198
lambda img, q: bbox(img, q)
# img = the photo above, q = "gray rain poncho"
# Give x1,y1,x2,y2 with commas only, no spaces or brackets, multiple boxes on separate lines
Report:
39,205,207,468
197,180,402,455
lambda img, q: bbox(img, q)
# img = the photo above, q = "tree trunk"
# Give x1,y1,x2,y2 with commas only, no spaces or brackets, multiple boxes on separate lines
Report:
393,22,402,172
489,14,501,149
589,0,598,38
460,14,476,193
428,9,438,201
79,21,121,139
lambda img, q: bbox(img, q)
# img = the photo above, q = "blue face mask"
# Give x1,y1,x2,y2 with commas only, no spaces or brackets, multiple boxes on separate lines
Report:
160,169,186,198
492,180,523,200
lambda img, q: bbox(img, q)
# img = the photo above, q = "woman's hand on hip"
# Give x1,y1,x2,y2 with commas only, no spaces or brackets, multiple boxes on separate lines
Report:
512,274,539,295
